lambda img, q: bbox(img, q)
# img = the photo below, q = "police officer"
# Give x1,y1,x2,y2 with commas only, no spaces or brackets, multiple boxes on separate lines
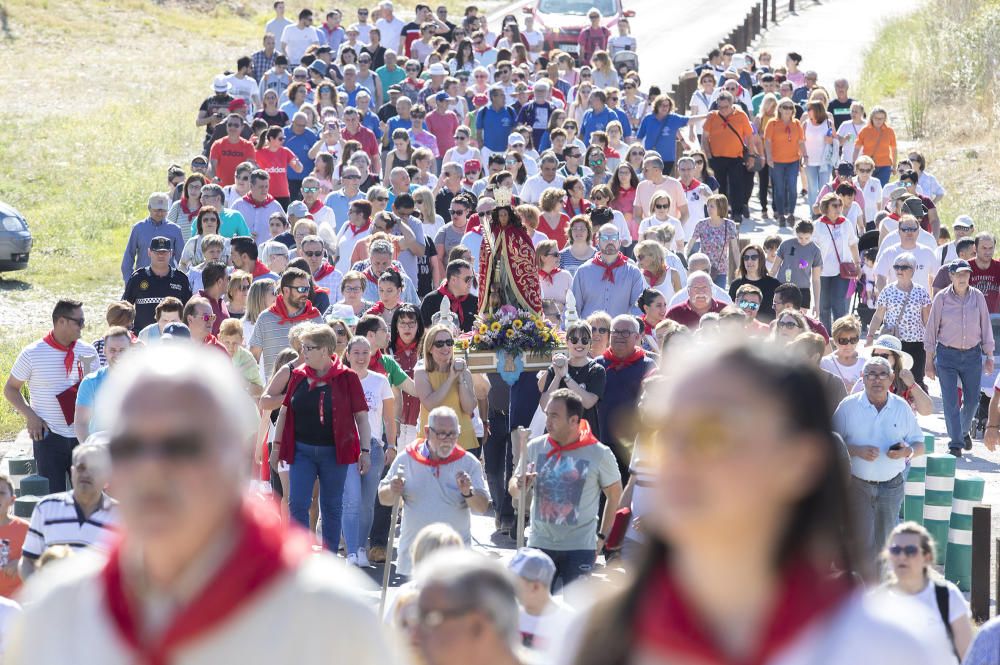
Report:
122,236,193,332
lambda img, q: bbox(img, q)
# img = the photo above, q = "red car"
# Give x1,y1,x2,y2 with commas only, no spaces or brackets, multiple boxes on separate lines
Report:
523,0,634,59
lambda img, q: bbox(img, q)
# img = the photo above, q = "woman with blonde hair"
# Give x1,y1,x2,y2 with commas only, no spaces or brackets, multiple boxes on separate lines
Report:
586,311,612,358
852,105,897,186
536,239,572,306
634,240,681,299
880,521,974,662
225,269,252,319
413,324,478,453
242,277,277,342
590,50,619,89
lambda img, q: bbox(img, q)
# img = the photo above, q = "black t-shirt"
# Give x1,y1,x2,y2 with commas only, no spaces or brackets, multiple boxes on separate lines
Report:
256,110,289,127
420,290,479,331
435,189,456,223
199,94,235,137
729,275,781,322
377,101,397,123
827,98,854,129
364,44,387,70
291,378,336,445
122,267,192,331
541,360,606,436
416,234,437,297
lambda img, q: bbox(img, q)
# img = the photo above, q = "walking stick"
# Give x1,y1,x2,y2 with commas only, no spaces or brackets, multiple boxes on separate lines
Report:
379,468,405,616
514,427,530,550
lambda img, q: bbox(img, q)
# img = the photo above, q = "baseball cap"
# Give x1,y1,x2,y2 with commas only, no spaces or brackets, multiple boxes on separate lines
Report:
435,91,454,103
191,155,209,168
227,98,247,112
150,236,173,251
954,215,974,229
464,159,481,174
901,196,928,218
949,259,973,274
287,200,310,217
315,45,332,54
507,133,526,146
212,75,230,93
508,548,556,586
161,322,192,340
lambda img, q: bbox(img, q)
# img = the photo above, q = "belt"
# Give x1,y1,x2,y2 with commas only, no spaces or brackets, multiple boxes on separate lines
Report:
938,343,981,352
855,472,902,485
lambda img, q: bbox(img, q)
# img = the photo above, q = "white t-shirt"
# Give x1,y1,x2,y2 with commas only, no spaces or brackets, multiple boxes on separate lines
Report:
520,174,565,205
803,118,830,166
442,145,481,170
0,596,21,657
668,284,732,307
265,17,292,38
874,243,941,291
519,599,575,651
837,121,864,161
607,35,637,56
879,227,937,255
359,371,392,441
637,216,685,251
280,24,321,65
10,339,99,438
918,172,946,200
226,74,260,113
812,220,859,279
374,16,405,52
852,176,883,224
821,354,867,391
682,182,714,235
881,580,970,664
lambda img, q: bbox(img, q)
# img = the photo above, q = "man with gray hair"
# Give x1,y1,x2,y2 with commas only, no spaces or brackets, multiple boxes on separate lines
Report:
8,346,393,664
19,440,117,580
121,193,184,281
300,234,342,294
507,548,574,650
667,253,732,307
324,165,367,231
570,223,644,318
833,355,925,570
665,270,728,327
355,237,421,304
415,550,522,665
379,406,489,577
520,152,565,204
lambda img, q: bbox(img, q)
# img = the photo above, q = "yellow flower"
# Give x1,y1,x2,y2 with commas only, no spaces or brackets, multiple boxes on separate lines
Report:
541,331,550,341
512,319,524,330
473,334,482,344
490,321,502,332
505,329,516,338
478,324,488,334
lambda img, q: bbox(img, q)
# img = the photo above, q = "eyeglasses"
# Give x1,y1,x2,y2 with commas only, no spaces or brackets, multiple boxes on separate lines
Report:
864,370,891,379
460,276,474,283
737,300,760,311
857,168,873,173
654,204,670,210
828,202,843,208
344,174,362,180
454,134,468,140
344,285,363,293
837,336,860,345
892,264,914,271
591,326,610,335
598,233,619,241
428,426,460,440
288,285,310,294
610,329,635,337
432,339,455,348
62,315,86,327
777,320,801,329
449,208,467,215
899,226,919,232
567,335,591,345
889,544,921,557
235,284,251,292
302,187,319,193
109,432,207,463
743,253,759,261
694,160,704,165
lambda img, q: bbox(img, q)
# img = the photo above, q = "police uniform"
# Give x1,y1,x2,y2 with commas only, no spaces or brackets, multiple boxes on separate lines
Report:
122,266,192,331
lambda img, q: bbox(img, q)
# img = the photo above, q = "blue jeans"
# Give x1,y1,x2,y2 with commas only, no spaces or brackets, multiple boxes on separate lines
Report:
289,442,350,551
873,166,892,186
771,161,799,216
849,473,904,565
539,548,596,591
935,344,983,448
342,439,385,555
819,275,851,333
805,165,832,213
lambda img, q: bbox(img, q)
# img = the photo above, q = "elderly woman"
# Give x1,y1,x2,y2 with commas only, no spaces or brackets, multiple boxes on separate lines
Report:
853,334,933,415
866,251,932,387
537,320,606,434
335,270,374,318
634,240,681,301
821,315,866,391
274,324,371,552
853,105,898,186
413,324,478,453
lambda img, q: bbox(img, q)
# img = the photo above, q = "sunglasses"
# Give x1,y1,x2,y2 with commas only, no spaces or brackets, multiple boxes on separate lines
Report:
889,544,921,557
777,320,801,329
288,285,310,294
449,208,467,215
62,316,86,327
303,251,324,258
857,168,873,173
109,433,207,463
567,335,591,345
743,253,759,261
737,300,760,311
899,226,919,232
654,204,670,210
591,326,610,335
302,187,319,193
432,339,455,348
892,264,913,271
837,336,860,345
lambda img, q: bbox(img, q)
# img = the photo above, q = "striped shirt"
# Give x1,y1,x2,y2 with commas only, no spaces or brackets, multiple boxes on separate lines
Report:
10,339,99,438
22,492,118,559
249,309,317,382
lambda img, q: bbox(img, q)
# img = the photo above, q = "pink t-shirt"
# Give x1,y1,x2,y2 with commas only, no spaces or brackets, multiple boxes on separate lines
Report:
635,177,686,220
425,110,460,154
255,147,297,198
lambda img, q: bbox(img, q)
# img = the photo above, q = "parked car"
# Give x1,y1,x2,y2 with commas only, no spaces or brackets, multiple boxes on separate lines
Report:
523,0,634,59
0,201,32,272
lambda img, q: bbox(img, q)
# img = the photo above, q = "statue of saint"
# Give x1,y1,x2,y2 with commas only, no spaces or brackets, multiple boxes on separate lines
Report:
477,191,542,315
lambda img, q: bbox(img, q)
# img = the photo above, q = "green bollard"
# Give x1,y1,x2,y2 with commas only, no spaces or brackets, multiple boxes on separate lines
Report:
945,475,985,592
923,454,957,566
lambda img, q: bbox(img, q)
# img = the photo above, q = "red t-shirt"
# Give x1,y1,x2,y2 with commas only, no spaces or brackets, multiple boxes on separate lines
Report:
343,125,380,160
537,212,571,248
209,137,256,186
971,259,1000,313
0,518,29,598
255,146,297,198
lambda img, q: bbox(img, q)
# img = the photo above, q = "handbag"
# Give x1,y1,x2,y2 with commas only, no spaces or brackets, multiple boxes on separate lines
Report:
821,119,839,169
879,285,912,338
825,222,860,280
719,111,764,173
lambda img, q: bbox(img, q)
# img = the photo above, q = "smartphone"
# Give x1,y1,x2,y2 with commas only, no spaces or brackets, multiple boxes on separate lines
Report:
888,443,903,451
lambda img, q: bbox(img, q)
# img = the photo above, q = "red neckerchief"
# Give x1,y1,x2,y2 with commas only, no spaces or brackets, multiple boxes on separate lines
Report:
643,265,667,287
267,295,321,325
888,212,900,222
252,260,270,278
303,356,349,383
42,331,76,377
682,178,703,192
406,439,466,476
307,200,325,215
593,252,628,283
538,268,561,285
563,198,592,218
368,349,385,373
101,501,310,665
313,263,336,281
545,420,599,460
603,347,646,371
347,220,371,236
180,199,200,217
395,338,418,354
466,213,482,235
363,263,397,284
367,301,386,315
437,284,468,325
821,215,847,227
242,192,276,209
635,559,853,665
603,146,620,159
640,316,654,335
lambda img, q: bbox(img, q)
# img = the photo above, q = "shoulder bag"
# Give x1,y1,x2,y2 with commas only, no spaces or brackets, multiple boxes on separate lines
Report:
878,285,912,338
825,222,860,280
718,112,764,173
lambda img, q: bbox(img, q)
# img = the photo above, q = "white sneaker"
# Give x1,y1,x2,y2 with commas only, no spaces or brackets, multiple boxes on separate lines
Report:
346,553,359,567
356,549,371,568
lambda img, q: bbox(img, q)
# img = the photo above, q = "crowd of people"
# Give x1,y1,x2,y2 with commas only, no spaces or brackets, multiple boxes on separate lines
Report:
3,1,1000,663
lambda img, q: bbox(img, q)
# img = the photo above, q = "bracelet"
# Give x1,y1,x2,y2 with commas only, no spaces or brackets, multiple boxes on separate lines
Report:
462,491,474,498
597,533,606,541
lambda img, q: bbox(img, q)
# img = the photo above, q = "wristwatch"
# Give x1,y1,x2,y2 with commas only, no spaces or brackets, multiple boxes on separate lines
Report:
597,533,607,541
361,449,371,453
462,490,474,498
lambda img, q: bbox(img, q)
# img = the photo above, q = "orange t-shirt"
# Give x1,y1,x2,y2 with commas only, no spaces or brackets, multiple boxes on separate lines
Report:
703,109,754,159
0,518,29,598
209,137,256,186
764,118,804,163
856,125,896,167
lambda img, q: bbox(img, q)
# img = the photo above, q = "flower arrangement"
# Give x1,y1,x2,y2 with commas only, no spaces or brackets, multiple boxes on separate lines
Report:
466,305,561,356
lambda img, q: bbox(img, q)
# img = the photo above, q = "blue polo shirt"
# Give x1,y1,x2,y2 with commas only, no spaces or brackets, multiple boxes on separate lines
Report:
324,189,366,231
637,113,690,162
282,126,318,183
387,116,414,138
361,111,383,140
76,366,111,435
580,106,616,144
476,105,517,152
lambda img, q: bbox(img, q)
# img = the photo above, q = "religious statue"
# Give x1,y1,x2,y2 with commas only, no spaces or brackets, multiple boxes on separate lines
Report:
477,188,542,315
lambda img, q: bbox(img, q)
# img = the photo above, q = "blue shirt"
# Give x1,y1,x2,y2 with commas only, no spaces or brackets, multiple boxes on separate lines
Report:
596,354,656,448
361,111,383,140
580,107,616,144
570,258,645,318
964,615,1000,665
476,105,517,152
324,189,365,231
637,113,690,161
386,116,414,139
76,366,111,435
121,217,185,282
832,391,924,482
282,126,318,181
